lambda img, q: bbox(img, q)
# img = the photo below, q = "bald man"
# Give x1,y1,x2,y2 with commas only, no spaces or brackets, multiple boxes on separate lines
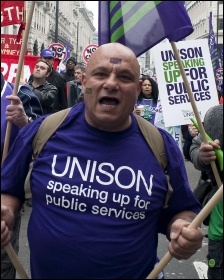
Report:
1,43,203,279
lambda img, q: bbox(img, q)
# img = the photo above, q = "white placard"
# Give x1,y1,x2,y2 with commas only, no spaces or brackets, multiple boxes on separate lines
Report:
152,39,219,127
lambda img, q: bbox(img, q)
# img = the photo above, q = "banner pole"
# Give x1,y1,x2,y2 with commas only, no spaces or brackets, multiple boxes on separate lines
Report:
145,41,222,279
146,185,223,279
170,41,222,188
2,2,36,279
2,1,35,164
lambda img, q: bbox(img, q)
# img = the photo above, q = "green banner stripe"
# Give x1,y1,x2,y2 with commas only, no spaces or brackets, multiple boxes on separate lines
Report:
111,1,162,42
110,1,118,11
110,2,138,29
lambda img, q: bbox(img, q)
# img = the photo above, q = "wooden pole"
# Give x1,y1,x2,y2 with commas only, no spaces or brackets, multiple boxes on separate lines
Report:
1,1,35,164
145,41,223,279
21,1,27,80
2,2,36,279
146,185,223,279
170,41,222,188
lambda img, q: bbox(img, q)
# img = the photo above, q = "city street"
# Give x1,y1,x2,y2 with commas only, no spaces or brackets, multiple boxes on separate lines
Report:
16,160,208,279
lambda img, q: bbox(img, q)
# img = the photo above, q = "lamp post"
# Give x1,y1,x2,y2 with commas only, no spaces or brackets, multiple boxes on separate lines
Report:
55,1,59,43
76,21,79,62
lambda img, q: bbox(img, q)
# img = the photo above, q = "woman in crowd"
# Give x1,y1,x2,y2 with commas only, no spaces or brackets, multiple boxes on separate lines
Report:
134,75,159,124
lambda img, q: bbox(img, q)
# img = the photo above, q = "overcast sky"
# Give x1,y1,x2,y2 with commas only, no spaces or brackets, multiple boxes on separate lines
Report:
86,1,98,31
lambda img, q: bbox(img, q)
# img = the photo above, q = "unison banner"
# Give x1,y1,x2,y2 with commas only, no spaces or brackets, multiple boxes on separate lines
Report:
152,39,219,127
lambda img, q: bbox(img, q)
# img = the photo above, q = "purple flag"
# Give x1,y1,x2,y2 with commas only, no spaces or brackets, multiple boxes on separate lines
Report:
208,12,221,75
98,1,194,57
63,41,71,62
208,12,222,90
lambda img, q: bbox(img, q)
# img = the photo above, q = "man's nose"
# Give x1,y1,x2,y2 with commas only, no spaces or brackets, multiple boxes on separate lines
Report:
103,75,118,91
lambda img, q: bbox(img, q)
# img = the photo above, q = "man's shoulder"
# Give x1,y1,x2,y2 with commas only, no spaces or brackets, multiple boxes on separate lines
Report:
51,69,66,80
43,81,58,91
18,85,43,118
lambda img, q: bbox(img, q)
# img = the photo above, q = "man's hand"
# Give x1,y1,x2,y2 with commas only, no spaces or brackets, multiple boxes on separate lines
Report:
5,95,29,129
188,124,198,137
1,206,15,248
168,219,204,260
199,140,220,165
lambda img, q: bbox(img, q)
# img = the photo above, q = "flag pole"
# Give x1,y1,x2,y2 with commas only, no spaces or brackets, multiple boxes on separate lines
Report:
145,41,223,279
170,41,222,188
21,1,27,80
146,184,223,279
2,2,36,279
1,1,35,164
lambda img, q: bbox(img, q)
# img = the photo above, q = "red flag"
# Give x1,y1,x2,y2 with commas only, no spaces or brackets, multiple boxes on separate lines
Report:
1,1,24,26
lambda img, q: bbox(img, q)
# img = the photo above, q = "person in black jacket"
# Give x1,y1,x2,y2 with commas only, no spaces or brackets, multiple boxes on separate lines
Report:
30,49,68,111
62,56,77,82
26,58,59,114
67,65,86,107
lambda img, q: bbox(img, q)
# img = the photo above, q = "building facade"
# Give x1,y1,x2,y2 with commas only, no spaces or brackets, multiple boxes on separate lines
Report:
1,1,96,63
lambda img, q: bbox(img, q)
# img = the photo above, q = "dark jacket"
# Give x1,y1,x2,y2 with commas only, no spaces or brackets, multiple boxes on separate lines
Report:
47,69,67,110
27,81,59,115
62,71,75,83
1,79,43,154
29,69,68,111
67,80,83,107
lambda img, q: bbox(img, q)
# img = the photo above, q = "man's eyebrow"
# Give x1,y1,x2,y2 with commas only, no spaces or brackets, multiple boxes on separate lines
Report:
110,57,122,64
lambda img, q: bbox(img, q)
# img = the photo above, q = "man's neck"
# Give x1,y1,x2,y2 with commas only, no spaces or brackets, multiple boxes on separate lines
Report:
32,78,46,88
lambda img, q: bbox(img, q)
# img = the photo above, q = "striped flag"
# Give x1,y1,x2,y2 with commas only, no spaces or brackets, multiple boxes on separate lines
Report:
98,1,194,57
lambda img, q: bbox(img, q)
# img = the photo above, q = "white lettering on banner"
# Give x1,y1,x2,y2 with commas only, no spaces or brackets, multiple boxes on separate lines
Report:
1,63,31,83
1,6,23,23
51,155,154,196
1,49,20,55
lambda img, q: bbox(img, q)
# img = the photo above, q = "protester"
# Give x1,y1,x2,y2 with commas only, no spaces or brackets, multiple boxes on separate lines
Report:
1,73,43,155
26,58,59,207
134,75,159,124
181,124,195,161
34,48,68,110
26,58,59,114
61,57,77,82
190,104,223,279
1,42,204,279
67,64,86,106
1,73,43,279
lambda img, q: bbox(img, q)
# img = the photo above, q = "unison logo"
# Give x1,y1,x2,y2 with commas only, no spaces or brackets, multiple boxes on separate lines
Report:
182,110,201,118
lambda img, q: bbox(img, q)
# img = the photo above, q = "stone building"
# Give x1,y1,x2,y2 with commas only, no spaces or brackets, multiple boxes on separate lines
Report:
1,1,96,63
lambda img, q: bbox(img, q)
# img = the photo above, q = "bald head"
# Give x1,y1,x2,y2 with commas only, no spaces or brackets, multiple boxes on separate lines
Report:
87,43,140,78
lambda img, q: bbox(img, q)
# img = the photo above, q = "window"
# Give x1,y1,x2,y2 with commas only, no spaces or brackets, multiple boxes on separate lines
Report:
218,18,223,30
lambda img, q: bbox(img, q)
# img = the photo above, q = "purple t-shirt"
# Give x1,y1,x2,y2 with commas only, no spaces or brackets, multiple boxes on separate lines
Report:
136,98,158,124
1,103,201,279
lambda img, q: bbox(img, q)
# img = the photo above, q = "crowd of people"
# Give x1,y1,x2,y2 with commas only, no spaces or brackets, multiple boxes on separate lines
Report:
1,43,222,279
